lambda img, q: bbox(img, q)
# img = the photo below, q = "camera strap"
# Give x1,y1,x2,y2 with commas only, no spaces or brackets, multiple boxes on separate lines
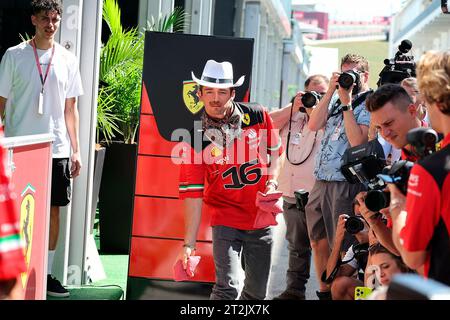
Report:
286,105,317,165
321,256,358,284
328,90,374,120
321,259,342,284
321,242,369,284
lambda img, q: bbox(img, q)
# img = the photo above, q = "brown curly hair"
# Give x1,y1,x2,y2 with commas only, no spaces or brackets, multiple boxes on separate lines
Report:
417,50,450,115
31,0,63,16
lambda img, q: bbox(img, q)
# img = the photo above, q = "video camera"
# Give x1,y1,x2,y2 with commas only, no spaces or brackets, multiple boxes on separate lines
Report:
374,127,439,201
341,128,439,212
373,128,439,206
340,139,386,189
377,39,416,87
340,139,391,212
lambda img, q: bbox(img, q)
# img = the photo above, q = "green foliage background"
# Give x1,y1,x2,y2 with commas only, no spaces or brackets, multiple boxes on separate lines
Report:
97,0,187,144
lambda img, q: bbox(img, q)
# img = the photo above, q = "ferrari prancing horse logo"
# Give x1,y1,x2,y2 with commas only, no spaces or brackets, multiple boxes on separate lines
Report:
20,183,36,288
183,81,204,114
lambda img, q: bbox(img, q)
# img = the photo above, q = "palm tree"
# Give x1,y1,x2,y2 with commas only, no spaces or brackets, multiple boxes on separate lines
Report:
97,0,188,144
97,0,188,254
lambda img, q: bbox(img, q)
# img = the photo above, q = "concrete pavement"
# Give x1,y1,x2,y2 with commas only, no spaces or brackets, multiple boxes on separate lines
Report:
266,213,320,300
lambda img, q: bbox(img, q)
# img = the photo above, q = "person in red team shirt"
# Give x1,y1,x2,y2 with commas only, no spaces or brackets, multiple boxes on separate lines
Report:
388,50,450,285
177,60,283,300
0,121,26,299
356,84,428,258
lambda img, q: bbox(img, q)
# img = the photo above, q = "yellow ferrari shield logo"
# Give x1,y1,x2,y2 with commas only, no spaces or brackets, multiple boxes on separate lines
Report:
210,146,222,157
20,185,35,288
183,81,204,114
242,113,250,125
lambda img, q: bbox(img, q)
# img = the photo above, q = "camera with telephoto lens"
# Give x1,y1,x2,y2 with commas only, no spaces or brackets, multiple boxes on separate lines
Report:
377,39,416,86
338,70,360,90
377,160,414,195
365,185,391,212
301,91,323,108
294,189,309,212
345,216,365,234
338,70,361,95
341,128,439,212
407,127,439,159
376,127,439,195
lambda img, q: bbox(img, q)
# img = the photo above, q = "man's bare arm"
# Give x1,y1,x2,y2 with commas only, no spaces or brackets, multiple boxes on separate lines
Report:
338,85,369,147
64,97,81,177
269,92,303,129
184,198,203,248
180,198,203,275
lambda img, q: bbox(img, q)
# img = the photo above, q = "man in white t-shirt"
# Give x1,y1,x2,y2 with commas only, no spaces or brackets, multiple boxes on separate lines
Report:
0,0,83,298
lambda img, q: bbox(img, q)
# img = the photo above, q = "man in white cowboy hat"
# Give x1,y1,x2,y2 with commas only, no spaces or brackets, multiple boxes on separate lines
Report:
178,59,283,300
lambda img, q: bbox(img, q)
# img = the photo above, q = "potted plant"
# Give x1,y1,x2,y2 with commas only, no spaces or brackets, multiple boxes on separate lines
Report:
90,86,121,234
97,0,187,253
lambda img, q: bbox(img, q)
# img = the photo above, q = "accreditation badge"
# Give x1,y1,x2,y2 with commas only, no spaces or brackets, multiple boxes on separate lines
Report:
38,91,44,115
290,132,301,145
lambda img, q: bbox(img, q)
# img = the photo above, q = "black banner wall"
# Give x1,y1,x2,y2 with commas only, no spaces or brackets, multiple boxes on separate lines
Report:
127,32,254,299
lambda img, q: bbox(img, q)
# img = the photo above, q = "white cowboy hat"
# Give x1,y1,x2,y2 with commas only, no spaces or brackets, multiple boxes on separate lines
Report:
191,59,245,89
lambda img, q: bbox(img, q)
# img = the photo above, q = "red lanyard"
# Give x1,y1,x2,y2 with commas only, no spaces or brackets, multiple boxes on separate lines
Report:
31,39,55,93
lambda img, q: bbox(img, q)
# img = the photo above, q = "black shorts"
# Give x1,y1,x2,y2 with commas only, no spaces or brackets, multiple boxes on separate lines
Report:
51,158,71,207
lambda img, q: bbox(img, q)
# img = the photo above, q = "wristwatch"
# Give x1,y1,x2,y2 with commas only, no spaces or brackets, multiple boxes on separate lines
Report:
183,244,196,250
341,104,352,111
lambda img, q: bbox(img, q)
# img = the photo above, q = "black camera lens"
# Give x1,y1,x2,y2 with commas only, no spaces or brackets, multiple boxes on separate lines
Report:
338,71,357,90
344,216,365,234
387,160,414,195
365,190,390,212
301,91,321,108
424,132,437,144
406,127,438,158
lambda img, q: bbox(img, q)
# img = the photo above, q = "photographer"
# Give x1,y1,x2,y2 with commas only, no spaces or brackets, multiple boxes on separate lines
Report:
388,50,450,285
366,84,425,162
358,84,429,255
324,201,370,300
268,74,328,300
305,54,372,299
355,191,400,256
